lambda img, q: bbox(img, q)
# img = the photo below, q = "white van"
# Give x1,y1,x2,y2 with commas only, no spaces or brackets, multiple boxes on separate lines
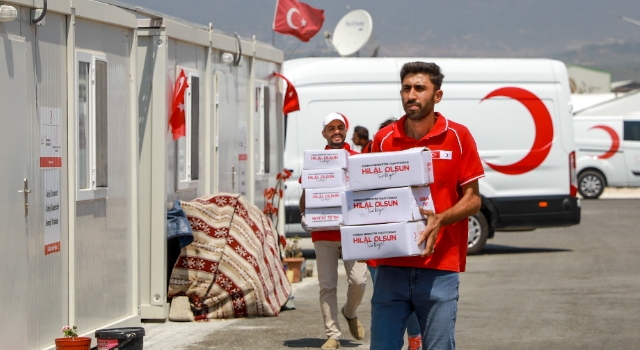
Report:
573,92,640,198
282,57,581,254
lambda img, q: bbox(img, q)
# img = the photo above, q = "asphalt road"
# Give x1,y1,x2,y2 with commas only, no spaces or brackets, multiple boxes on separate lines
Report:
457,198,640,350
148,199,640,350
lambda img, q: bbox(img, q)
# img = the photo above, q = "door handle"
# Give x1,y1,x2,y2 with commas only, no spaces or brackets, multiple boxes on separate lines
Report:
18,178,32,217
232,165,236,190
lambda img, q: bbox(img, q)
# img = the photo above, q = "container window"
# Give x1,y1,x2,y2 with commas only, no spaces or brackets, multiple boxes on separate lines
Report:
263,86,271,174
77,62,90,190
76,51,108,201
95,60,108,188
176,70,200,190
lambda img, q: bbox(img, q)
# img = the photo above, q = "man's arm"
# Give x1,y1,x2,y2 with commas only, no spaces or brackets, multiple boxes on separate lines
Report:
417,180,481,256
299,190,305,214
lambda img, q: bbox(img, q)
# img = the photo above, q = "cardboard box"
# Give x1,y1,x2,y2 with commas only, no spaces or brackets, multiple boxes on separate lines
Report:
340,221,426,261
341,186,435,226
301,168,348,189
347,147,433,191
306,207,343,230
305,187,347,208
303,149,349,169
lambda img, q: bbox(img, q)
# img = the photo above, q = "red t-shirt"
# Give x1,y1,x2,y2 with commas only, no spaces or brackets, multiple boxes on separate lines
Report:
300,143,359,242
361,140,373,154
371,113,485,272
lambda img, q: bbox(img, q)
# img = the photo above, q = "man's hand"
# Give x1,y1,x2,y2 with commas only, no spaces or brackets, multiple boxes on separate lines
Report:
416,180,481,257
301,213,311,232
418,208,442,256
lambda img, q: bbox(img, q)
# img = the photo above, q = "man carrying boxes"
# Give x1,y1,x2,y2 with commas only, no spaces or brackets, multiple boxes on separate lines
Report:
365,62,485,350
299,113,368,350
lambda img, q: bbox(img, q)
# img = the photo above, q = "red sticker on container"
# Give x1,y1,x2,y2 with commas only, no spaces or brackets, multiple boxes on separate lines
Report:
97,339,119,349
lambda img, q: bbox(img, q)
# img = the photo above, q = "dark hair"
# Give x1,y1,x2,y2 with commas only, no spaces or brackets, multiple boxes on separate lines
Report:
378,117,397,131
400,62,444,90
353,126,369,140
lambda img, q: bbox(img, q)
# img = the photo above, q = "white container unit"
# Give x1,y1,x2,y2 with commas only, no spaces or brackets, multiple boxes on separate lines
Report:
0,1,141,348
135,7,284,320
0,0,284,348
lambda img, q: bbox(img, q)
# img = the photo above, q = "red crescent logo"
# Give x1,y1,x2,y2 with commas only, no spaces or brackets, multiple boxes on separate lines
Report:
588,125,619,159
480,87,554,175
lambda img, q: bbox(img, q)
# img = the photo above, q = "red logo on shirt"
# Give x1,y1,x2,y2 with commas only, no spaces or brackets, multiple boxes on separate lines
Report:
588,125,620,159
480,87,554,175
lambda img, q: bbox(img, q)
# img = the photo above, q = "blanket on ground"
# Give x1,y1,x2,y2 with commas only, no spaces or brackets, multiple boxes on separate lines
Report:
168,193,291,319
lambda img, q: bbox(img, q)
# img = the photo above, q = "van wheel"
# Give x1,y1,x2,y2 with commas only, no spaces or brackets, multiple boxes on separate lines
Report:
467,212,489,255
578,170,605,199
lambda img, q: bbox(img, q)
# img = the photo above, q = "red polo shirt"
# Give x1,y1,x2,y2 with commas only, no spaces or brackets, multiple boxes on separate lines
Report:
371,113,484,272
301,143,359,242
361,140,373,153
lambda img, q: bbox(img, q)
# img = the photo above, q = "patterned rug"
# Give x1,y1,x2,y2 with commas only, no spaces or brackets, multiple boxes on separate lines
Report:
168,193,291,319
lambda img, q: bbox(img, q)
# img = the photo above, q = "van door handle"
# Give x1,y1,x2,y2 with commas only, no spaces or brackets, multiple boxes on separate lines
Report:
18,178,32,217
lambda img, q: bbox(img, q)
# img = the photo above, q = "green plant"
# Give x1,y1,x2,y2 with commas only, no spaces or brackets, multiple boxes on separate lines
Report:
284,235,303,258
61,325,78,338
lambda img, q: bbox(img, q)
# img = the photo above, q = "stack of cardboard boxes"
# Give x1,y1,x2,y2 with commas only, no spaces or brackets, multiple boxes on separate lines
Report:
301,149,349,230
340,148,435,260
302,147,435,260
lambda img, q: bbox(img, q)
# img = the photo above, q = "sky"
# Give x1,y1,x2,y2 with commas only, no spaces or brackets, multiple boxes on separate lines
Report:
127,0,640,77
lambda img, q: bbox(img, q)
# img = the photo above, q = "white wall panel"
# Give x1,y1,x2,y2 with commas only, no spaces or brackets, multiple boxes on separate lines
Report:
251,60,283,211
24,12,69,349
74,18,135,331
0,34,29,350
166,38,207,204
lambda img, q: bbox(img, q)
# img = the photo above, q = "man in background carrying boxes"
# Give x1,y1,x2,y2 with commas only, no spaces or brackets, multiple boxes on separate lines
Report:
366,62,485,350
299,113,368,350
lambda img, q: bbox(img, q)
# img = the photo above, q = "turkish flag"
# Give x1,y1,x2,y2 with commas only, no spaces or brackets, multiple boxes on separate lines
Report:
169,69,189,140
273,72,300,114
273,0,324,42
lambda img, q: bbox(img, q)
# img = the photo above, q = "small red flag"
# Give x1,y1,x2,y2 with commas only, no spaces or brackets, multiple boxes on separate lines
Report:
273,0,324,42
169,69,189,140
273,72,300,114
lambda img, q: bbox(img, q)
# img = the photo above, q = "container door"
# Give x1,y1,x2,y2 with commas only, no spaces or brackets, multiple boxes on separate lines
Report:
623,120,640,185
0,36,29,349
214,71,239,193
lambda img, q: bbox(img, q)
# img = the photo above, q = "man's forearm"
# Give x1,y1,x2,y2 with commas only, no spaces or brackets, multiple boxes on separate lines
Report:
299,190,306,214
436,181,481,226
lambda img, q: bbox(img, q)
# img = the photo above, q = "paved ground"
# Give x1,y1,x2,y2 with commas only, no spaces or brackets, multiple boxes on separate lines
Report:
584,187,640,199
143,188,640,349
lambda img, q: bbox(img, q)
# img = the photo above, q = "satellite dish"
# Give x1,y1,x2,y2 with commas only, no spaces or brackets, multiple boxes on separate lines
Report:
331,9,373,57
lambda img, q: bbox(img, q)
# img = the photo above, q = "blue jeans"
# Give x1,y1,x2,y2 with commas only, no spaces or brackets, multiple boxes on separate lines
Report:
370,266,459,350
368,266,421,337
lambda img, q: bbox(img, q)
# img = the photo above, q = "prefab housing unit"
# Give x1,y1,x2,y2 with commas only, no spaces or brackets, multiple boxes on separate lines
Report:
0,0,284,348
134,11,284,320
0,0,139,348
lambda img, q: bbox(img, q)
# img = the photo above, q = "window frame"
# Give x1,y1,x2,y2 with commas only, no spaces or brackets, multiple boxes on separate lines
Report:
75,50,108,202
176,68,200,191
255,83,271,175
623,121,640,142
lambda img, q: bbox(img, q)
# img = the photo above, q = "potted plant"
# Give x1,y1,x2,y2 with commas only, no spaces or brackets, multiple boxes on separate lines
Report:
55,326,91,350
283,236,305,283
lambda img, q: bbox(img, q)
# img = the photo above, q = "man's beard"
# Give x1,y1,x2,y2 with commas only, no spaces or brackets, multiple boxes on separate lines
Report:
327,136,345,149
404,95,435,121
